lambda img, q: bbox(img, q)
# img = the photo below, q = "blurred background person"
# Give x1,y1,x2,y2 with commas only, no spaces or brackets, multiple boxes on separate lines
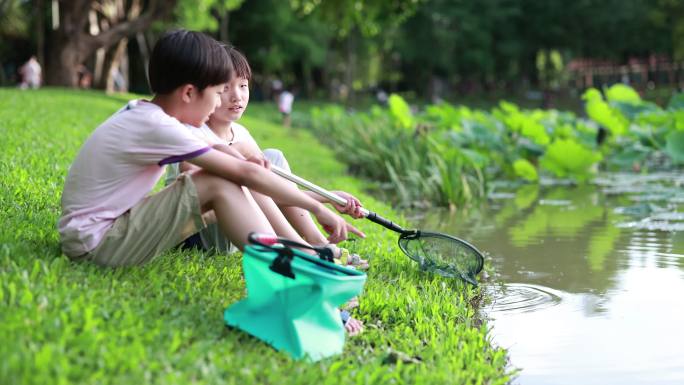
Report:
18,55,41,89
278,86,294,127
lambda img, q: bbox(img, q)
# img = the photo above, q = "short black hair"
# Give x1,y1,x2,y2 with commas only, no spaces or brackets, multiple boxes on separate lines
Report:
227,46,251,81
148,30,232,94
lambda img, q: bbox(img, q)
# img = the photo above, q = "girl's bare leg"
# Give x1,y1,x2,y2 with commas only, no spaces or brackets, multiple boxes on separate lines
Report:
261,149,329,245
279,206,329,245
247,189,310,245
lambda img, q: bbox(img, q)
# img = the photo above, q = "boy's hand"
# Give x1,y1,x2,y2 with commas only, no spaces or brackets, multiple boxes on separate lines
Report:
245,152,271,169
312,205,365,243
331,191,364,219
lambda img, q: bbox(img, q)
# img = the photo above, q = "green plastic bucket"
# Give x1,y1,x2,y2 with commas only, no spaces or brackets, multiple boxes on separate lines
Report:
224,244,367,361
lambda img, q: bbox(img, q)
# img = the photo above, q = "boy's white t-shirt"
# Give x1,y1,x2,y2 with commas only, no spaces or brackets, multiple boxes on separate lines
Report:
58,100,211,257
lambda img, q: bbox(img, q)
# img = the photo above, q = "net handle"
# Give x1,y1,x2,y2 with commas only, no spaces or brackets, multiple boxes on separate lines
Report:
271,165,407,234
271,167,485,285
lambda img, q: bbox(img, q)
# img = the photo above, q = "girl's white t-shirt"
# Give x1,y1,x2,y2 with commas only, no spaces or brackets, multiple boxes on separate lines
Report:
189,122,258,148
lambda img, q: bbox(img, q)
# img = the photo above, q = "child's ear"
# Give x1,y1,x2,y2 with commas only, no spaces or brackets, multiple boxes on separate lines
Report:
179,84,196,103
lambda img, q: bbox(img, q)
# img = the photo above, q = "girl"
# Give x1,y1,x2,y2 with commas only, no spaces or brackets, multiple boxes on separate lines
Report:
167,46,367,335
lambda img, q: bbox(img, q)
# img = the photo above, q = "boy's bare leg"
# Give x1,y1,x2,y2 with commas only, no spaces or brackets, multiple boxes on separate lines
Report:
192,169,317,253
191,171,274,250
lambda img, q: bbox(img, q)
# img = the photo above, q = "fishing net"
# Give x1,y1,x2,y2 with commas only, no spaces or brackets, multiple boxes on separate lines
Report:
398,231,484,285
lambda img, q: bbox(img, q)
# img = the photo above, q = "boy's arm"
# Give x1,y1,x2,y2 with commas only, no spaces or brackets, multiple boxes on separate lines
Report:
179,161,198,173
188,149,362,242
213,142,269,168
179,143,247,173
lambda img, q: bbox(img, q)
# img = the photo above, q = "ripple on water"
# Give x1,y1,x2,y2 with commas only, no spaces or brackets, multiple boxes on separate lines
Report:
486,283,563,315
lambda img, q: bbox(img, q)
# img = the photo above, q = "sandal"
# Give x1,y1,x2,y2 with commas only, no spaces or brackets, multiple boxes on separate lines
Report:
331,246,369,270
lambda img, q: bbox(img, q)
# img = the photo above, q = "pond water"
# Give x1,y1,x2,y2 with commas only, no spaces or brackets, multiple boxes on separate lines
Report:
414,172,684,385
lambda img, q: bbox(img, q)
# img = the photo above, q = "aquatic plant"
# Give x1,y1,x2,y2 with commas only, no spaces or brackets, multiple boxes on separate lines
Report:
301,87,683,208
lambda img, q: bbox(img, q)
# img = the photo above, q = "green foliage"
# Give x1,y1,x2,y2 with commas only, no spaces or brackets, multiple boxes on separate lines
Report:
5,0,683,98
291,0,421,37
0,0,29,37
174,0,244,31
424,103,465,132
388,94,414,130
0,89,510,385
228,0,332,80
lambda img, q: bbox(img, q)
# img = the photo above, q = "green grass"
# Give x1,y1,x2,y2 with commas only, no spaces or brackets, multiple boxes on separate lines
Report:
0,88,511,385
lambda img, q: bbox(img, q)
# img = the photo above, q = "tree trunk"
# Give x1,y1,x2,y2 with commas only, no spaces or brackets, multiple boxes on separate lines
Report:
47,38,88,87
344,30,356,104
219,11,230,43
104,38,128,93
136,32,150,85
45,0,176,87
36,0,45,66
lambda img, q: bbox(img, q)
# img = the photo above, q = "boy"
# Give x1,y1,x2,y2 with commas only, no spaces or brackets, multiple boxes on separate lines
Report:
58,30,359,267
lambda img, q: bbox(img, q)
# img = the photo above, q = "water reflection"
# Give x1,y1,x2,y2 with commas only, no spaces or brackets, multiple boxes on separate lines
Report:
415,173,684,385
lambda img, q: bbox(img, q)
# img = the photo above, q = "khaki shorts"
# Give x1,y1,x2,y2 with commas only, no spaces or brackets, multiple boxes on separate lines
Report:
81,173,206,267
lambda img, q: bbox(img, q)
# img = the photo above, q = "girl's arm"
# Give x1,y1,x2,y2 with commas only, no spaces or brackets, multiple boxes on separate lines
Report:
188,149,363,242
304,190,364,219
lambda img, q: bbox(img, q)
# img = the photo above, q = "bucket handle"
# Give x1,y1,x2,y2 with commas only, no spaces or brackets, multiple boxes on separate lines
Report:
248,232,336,279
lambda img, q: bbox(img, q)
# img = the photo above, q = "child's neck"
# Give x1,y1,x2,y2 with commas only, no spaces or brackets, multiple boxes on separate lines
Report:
208,119,235,139
150,94,183,121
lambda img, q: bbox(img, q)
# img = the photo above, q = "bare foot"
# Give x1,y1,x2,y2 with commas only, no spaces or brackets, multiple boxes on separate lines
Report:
341,310,363,336
342,296,359,310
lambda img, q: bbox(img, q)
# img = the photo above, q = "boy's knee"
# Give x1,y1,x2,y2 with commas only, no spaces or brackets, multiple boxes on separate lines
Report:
192,172,241,202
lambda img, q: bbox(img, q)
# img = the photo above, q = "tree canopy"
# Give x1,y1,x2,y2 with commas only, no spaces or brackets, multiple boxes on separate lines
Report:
2,0,682,99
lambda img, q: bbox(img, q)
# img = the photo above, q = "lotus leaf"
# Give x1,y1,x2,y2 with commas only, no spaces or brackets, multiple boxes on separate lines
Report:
665,130,684,163
611,100,661,121
539,139,602,181
605,84,641,104
521,119,550,146
585,96,628,136
513,159,539,182
667,92,684,110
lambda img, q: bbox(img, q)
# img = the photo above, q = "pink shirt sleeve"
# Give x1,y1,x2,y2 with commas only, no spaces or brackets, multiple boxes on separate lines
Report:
120,113,211,166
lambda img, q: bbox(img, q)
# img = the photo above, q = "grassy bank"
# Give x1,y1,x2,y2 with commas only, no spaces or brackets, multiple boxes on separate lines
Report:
0,88,510,385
